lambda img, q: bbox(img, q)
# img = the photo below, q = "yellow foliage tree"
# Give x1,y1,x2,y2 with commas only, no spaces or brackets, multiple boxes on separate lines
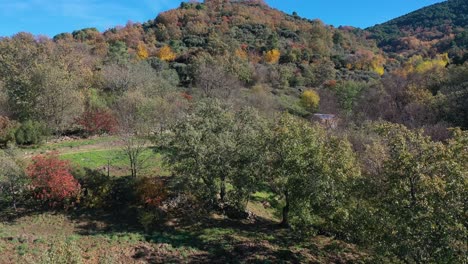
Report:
264,49,280,64
235,48,248,60
400,54,449,76
300,90,320,112
137,42,149,60
370,55,386,76
156,45,176,61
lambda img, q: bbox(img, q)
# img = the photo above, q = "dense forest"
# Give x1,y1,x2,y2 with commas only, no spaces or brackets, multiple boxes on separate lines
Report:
369,0,468,62
0,0,467,263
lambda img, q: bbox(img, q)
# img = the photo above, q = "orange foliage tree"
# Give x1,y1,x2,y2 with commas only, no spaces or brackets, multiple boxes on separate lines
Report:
156,45,176,61
136,42,149,60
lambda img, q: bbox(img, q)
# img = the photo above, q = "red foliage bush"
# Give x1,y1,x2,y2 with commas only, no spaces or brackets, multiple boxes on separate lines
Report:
135,177,167,208
76,109,118,135
27,152,81,204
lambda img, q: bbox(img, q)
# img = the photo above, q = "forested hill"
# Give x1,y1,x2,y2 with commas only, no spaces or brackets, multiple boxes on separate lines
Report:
368,0,467,62
140,0,385,84
1,0,467,137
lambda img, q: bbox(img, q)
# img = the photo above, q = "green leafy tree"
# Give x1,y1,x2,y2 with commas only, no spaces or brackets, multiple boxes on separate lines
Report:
162,100,267,210
361,123,467,263
15,120,46,146
267,114,360,228
107,41,129,64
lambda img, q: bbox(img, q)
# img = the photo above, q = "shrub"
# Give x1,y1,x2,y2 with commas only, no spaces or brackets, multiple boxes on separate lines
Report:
138,209,164,231
74,168,114,209
27,152,81,207
40,240,83,264
15,120,45,146
135,177,167,208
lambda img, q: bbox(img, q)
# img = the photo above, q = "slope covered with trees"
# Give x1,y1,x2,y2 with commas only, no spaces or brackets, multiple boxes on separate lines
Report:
368,0,467,62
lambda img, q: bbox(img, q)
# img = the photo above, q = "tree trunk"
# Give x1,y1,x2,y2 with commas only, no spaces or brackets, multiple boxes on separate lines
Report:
280,190,290,228
220,175,226,203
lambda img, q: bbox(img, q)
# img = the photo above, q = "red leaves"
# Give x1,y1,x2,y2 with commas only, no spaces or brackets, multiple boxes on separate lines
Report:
27,152,81,204
180,92,193,101
76,109,118,135
135,177,167,208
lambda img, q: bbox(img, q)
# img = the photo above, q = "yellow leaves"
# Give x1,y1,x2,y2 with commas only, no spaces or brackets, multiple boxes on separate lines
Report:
400,53,449,76
300,90,320,111
136,42,148,60
264,49,280,64
235,48,248,60
156,45,176,61
372,65,385,76
370,54,386,76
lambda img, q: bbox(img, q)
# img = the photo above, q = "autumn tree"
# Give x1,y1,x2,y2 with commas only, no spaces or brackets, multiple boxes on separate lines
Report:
113,91,152,178
76,109,118,135
136,42,149,60
156,45,176,61
300,90,320,112
264,49,280,64
121,135,149,178
27,152,81,206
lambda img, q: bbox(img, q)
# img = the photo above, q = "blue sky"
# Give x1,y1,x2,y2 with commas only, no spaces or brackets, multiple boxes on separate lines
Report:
0,0,445,37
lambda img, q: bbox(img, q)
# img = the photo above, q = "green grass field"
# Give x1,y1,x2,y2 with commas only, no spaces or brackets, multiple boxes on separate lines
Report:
60,148,168,177
22,136,170,177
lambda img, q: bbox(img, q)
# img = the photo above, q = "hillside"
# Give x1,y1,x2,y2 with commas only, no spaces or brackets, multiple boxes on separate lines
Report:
0,1,467,263
368,0,468,62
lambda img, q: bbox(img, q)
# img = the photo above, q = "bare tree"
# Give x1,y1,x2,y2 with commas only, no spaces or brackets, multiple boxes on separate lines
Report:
121,135,149,178
35,64,83,135
115,91,152,178
102,63,132,93
195,64,241,100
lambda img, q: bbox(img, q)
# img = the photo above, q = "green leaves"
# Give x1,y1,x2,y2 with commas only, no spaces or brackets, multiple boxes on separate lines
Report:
359,122,468,263
267,113,360,229
162,100,268,209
